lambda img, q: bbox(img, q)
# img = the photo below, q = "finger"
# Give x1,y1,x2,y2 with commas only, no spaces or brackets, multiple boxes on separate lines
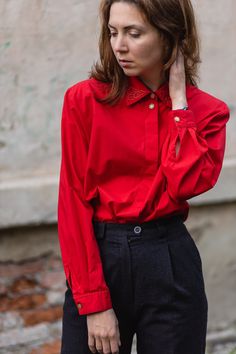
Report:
175,49,183,67
88,334,96,354
176,48,180,61
178,50,184,63
118,336,121,346
110,337,120,353
116,325,121,347
101,337,112,354
174,53,185,77
110,328,121,353
95,337,103,353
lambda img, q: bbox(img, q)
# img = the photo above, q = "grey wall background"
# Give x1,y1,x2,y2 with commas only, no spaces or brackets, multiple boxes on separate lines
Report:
0,0,235,228
0,0,236,339
0,0,101,227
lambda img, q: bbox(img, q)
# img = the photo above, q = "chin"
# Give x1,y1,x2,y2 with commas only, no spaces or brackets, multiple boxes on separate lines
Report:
123,68,140,77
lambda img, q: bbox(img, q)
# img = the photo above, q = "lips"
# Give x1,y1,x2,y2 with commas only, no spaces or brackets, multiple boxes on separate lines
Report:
119,60,133,67
119,59,132,63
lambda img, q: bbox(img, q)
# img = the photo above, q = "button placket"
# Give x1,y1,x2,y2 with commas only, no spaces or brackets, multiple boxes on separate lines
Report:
144,94,159,171
127,225,143,243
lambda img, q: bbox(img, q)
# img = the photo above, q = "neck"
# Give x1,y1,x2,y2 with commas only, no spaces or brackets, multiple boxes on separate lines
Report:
139,71,166,92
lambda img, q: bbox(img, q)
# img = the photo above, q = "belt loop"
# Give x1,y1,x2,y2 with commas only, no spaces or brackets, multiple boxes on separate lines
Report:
100,222,106,239
93,221,106,239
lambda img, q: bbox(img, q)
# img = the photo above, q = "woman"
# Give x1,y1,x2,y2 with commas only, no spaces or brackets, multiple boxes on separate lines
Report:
57,0,230,353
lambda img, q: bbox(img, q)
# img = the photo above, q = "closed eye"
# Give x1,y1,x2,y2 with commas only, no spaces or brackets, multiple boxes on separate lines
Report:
129,33,140,38
109,32,117,37
109,32,141,38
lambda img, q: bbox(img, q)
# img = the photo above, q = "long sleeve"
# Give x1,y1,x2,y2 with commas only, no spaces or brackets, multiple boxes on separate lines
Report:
161,103,230,202
57,88,112,315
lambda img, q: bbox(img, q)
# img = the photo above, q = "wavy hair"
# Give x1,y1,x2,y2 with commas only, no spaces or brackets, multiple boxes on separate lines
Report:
89,0,201,105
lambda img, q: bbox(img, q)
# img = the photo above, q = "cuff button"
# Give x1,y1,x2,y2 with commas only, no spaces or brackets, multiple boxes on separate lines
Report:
77,303,82,309
174,116,180,122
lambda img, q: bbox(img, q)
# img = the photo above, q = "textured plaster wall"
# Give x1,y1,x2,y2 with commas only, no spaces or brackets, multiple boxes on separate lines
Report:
0,0,235,227
0,0,236,341
0,0,99,180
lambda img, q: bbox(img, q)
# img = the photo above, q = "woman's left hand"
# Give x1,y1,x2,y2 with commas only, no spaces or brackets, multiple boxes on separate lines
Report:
169,49,188,110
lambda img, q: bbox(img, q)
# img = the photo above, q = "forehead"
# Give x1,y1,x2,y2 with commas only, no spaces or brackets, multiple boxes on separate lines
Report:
109,2,148,28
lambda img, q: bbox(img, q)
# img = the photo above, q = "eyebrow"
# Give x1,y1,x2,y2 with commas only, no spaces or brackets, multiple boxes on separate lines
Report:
108,24,145,31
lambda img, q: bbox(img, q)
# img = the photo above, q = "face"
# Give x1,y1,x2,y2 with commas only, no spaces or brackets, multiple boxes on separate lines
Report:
108,1,166,87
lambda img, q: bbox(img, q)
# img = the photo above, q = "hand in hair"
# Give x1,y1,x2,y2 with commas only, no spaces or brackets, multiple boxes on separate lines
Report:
169,49,188,110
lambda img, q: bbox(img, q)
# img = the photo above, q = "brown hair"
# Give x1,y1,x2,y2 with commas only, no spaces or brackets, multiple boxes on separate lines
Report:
89,0,201,105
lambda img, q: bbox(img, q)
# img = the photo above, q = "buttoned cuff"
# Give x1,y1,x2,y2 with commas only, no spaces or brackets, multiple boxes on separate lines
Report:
72,289,113,315
171,109,197,129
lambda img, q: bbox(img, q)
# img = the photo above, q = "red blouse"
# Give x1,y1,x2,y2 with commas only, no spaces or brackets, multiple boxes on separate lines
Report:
57,75,230,315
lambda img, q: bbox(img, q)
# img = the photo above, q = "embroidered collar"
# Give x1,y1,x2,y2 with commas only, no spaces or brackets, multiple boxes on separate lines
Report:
90,76,194,107
125,76,171,107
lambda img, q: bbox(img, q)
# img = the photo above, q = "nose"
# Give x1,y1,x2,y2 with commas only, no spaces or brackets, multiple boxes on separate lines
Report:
113,34,128,53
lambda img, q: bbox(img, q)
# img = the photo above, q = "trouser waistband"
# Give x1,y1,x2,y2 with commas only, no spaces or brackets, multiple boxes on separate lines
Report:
92,214,184,240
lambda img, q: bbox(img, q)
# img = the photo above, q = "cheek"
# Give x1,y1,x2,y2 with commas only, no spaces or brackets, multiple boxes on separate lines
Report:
137,50,162,70
132,41,163,63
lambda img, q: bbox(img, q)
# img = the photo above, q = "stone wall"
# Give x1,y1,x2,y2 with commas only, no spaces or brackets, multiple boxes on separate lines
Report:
0,251,63,354
1,205,236,353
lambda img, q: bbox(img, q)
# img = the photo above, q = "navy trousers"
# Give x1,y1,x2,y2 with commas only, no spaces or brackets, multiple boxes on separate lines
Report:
61,215,208,354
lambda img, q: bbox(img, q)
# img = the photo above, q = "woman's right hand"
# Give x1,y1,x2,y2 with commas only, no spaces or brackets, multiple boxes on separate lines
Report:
86,308,121,354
